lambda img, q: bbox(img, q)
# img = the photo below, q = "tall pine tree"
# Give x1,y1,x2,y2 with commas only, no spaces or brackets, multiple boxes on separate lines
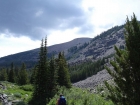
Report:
29,38,48,105
46,56,58,100
56,52,71,88
105,14,140,105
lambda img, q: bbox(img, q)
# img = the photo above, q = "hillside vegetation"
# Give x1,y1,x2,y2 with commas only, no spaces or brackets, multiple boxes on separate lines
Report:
48,86,113,105
0,81,32,105
0,81,113,105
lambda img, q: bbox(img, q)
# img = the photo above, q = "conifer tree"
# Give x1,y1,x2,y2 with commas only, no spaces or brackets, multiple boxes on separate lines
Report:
105,14,140,105
0,68,8,81
30,66,37,84
8,62,15,83
46,56,58,100
14,66,19,83
6,68,9,81
29,38,48,105
18,63,28,85
56,52,71,88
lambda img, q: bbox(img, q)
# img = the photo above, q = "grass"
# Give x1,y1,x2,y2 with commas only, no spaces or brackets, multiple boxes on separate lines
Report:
47,86,114,105
0,81,113,105
0,81,32,103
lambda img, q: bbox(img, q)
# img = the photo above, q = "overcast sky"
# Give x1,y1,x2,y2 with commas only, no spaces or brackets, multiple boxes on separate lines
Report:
0,0,140,57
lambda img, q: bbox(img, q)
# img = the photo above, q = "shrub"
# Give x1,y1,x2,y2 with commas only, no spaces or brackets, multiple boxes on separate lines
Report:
14,93,21,98
19,85,33,91
47,86,114,105
15,101,27,105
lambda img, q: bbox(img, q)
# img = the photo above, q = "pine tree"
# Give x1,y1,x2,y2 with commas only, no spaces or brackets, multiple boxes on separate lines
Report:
29,38,48,105
105,14,140,105
30,66,37,84
6,68,9,81
0,68,8,81
56,52,71,88
14,66,19,83
46,56,58,100
18,63,28,85
8,62,15,83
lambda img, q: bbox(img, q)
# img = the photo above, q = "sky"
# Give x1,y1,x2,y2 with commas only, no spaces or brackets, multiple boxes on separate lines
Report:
0,0,140,57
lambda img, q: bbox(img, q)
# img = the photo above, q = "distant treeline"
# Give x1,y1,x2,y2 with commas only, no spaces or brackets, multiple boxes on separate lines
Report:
91,25,124,42
69,54,114,83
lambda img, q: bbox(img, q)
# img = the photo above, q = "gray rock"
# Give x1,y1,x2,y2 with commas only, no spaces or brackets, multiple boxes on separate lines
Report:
73,69,112,89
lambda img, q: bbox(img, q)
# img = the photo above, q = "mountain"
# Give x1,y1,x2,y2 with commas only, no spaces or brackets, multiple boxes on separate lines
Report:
72,25,125,89
0,37,91,68
67,25,125,64
0,24,126,90
0,24,125,69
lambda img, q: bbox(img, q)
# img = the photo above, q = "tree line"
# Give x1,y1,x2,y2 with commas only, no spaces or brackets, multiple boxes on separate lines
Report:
69,58,105,83
0,38,71,105
0,62,29,85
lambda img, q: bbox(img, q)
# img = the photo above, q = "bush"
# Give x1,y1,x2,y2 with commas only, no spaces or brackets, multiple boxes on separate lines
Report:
14,93,22,98
19,85,33,91
47,86,114,105
15,101,27,105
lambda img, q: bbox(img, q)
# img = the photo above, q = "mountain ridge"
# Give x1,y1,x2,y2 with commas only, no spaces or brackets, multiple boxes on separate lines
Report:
0,37,92,68
0,25,125,69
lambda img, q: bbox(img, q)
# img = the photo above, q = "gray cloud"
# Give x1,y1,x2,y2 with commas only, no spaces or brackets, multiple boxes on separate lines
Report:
78,24,94,34
0,0,93,40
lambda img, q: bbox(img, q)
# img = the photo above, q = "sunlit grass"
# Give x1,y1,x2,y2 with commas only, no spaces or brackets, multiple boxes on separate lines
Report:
0,81,32,102
47,86,113,105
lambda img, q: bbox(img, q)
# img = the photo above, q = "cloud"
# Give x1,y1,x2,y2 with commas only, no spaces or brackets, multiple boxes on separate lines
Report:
0,34,40,57
81,0,140,35
0,0,91,40
1,0,140,57
0,0,140,41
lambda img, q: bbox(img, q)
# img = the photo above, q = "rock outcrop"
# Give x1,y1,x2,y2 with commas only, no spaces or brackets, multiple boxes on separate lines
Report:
0,83,21,105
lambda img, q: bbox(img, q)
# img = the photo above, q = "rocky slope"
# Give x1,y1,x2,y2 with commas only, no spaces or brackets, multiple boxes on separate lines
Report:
68,26,125,64
73,69,112,89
